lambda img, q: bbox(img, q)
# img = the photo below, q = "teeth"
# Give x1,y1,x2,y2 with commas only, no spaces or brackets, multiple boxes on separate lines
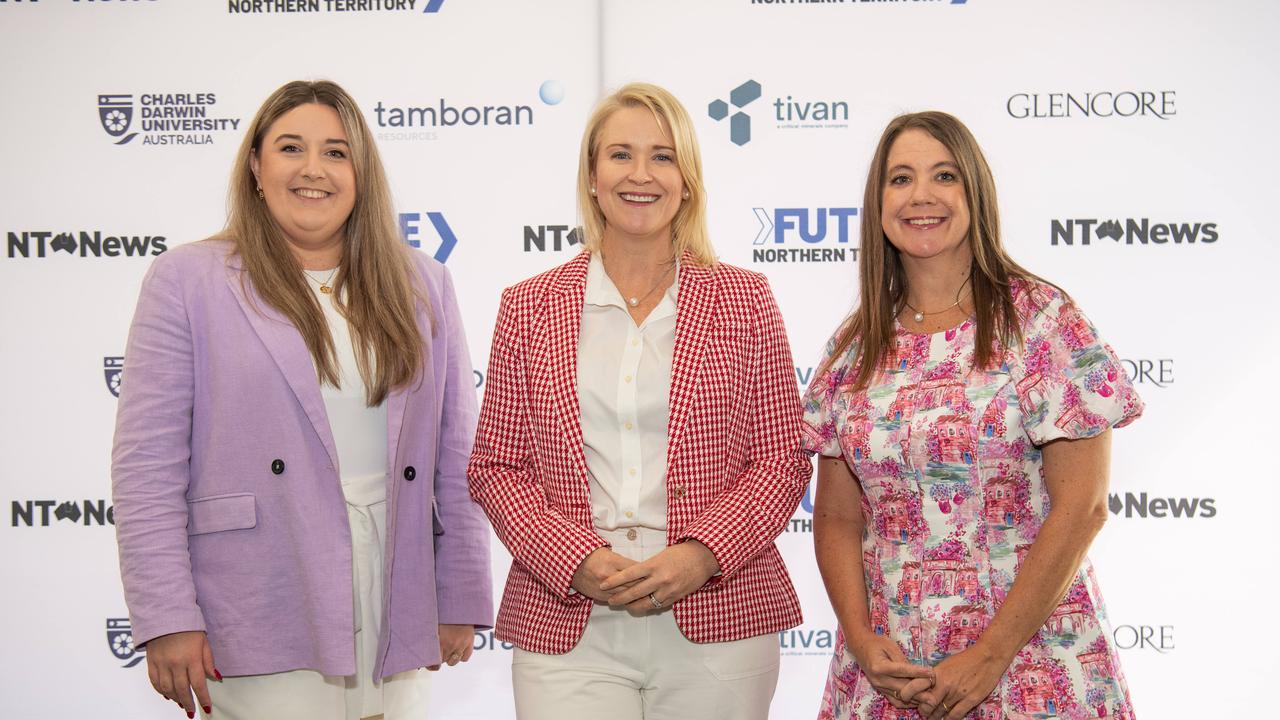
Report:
620,193,658,203
908,218,942,226
295,188,328,199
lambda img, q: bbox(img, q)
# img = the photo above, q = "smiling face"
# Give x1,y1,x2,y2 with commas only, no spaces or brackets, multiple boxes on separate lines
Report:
591,105,686,247
250,102,356,259
880,128,972,267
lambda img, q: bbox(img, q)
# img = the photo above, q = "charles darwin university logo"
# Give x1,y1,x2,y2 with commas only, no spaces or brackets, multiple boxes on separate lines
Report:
107,618,145,669
104,356,123,397
98,94,137,145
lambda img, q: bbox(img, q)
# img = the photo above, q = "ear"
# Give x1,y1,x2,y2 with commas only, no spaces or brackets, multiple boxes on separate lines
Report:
249,150,261,186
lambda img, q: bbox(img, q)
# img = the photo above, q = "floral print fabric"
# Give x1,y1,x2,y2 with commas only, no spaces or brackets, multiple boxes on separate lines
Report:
802,280,1143,720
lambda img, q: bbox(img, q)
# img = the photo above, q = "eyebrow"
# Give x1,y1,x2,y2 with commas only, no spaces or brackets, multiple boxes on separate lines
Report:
888,161,958,174
605,142,676,153
273,133,350,146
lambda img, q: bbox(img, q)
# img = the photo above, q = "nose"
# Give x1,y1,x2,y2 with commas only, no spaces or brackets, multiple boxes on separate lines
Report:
301,150,327,181
909,178,935,204
628,158,652,184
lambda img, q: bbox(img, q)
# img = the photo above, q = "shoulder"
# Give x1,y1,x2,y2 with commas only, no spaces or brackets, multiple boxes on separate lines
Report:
706,260,769,295
1011,276,1075,334
502,251,589,306
149,236,233,274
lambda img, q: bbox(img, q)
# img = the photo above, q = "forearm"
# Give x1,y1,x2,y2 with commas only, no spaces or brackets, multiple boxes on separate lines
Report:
977,506,1105,665
814,508,876,650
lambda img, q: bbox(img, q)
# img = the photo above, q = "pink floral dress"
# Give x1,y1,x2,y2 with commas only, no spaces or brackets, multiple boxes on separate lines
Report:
802,280,1143,720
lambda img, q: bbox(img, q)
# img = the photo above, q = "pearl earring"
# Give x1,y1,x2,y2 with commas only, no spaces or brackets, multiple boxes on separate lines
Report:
590,186,596,196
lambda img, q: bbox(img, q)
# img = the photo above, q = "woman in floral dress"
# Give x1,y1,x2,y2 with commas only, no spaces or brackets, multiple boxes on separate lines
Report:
802,112,1142,720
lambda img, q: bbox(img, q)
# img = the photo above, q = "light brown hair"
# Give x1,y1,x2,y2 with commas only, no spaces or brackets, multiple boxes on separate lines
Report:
226,79,427,406
824,111,1055,390
576,82,716,266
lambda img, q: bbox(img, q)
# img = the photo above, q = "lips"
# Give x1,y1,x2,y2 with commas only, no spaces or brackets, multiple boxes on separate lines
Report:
292,188,331,200
619,192,659,204
904,216,946,228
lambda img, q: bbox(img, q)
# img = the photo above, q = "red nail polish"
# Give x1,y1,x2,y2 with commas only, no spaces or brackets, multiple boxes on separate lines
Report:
214,668,223,680
203,706,212,714
187,712,195,719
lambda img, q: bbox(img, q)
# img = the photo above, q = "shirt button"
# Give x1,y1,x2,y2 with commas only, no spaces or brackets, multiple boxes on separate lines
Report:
624,421,634,430
629,468,637,476
625,511,634,519
624,375,632,383
632,339,640,347
626,528,638,541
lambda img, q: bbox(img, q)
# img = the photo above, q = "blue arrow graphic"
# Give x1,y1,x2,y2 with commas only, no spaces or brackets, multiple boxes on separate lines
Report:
426,212,457,262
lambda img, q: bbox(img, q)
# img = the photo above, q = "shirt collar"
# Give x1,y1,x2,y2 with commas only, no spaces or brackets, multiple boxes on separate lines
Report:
585,252,680,315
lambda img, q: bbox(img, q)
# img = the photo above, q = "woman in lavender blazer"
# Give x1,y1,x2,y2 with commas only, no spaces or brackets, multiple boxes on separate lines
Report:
111,80,492,720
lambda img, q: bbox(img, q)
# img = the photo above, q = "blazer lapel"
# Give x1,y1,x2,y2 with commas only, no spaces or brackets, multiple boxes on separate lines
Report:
667,253,715,462
541,252,590,481
224,258,340,470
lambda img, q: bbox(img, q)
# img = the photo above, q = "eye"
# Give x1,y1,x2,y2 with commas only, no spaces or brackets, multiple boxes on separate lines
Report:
653,152,674,163
279,143,302,153
325,148,348,160
610,150,631,161
937,170,958,183
888,174,911,186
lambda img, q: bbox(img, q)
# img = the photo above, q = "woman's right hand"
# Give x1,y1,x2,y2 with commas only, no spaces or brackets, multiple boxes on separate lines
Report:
847,630,935,710
145,631,218,718
570,547,638,602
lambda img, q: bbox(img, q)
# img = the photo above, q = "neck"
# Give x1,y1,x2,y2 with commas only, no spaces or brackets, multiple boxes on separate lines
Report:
599,231,676,277
901,249,972,311
285,234,344,270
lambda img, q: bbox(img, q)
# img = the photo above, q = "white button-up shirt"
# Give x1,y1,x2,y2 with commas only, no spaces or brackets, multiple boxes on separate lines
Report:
577,252,677,531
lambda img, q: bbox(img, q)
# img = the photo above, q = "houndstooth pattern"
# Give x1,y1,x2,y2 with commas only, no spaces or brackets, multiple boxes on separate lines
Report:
468,251,810,654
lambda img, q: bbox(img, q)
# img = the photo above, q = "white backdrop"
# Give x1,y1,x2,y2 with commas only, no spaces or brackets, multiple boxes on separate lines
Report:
2,1,1277,717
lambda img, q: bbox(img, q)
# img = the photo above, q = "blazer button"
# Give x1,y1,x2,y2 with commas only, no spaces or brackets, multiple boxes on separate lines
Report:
673,485,686,499
403,465,416,481
271,459,285,475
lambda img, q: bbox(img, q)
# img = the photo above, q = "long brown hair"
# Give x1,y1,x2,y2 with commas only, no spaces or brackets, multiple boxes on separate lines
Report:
577,82,716,266
824,111,1054,390
227,79,427,406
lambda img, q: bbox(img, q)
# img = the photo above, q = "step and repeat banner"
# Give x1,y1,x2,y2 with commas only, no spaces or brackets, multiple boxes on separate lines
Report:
1,1,1276,718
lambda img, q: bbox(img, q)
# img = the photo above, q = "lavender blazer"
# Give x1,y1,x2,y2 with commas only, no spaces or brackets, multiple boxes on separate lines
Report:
111,238,493,680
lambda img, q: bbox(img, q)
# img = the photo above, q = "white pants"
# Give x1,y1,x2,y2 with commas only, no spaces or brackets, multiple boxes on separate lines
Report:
202,477,432,720
511,527,779,720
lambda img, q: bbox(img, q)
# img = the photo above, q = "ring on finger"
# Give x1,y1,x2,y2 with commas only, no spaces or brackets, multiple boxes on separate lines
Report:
648,593,663,608
941,701,953,713
891,688,900,700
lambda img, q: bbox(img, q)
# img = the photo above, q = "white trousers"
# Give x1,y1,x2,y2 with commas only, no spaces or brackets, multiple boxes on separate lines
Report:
202,478,432,720
512,527,779,720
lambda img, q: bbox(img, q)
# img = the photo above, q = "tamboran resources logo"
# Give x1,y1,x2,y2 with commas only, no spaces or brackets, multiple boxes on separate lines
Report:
229,0,444,14
1051,217,1217,246
751,206,859,263
107,618,146,669
709,80,849,147
6,230,167,259
374,80,563,142
97,93,239,146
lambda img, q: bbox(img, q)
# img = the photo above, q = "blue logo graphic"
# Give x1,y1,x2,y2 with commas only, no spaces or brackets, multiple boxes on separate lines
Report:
754,207,858,245
104,356,124,397
539,80,565,106
98,94,138,145
107,618,145,668
709,80,761,146
423,0,445,12
399,212,457,263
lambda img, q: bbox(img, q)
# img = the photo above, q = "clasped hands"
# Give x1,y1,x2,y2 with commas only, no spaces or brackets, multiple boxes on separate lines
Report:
571,541,719,615
852,632,1006,719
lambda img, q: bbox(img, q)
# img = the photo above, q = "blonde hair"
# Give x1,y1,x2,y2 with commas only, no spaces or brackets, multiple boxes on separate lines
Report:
823,111,1056,390
576,82,716,266
226,79,428,406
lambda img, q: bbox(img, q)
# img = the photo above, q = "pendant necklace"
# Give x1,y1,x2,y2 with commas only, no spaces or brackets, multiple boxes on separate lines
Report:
602,250,677,308
304,267,339,295
903,275,971,324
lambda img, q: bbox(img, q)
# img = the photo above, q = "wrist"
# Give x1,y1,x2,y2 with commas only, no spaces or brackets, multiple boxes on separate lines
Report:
970,636,1017,669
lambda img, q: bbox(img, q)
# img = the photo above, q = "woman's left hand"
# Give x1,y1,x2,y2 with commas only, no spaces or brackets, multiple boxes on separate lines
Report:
429,624,475,671
909,645,1007,719
599,541,720,616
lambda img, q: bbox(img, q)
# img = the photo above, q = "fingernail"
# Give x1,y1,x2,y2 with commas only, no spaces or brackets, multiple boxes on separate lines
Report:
203,706,212,714
187,712,195,719
214,668,223,680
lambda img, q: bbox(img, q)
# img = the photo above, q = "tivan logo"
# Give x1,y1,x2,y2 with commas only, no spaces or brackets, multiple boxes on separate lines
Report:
751,207,859,264
107,618,146,669
96,92,238,146
523,224,581,253
778,626,834,656
105,356,124,398
11,499,115,527
708,80,762,146
398,212,456,263
1050,218,1217,246
1107,492,1216,519
473,629,513,652
1008,91,1176,120
6,231,167,259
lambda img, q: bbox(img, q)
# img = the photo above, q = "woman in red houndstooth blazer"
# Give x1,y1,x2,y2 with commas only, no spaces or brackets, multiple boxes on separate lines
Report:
467,83,811,720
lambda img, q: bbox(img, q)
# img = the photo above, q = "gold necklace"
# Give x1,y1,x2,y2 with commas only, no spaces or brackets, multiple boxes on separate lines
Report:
903,275,971,323
601,251,677,308
304,267,339,295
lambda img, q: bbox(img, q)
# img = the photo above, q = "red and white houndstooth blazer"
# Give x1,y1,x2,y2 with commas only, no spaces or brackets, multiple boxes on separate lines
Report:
468,250,811,654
